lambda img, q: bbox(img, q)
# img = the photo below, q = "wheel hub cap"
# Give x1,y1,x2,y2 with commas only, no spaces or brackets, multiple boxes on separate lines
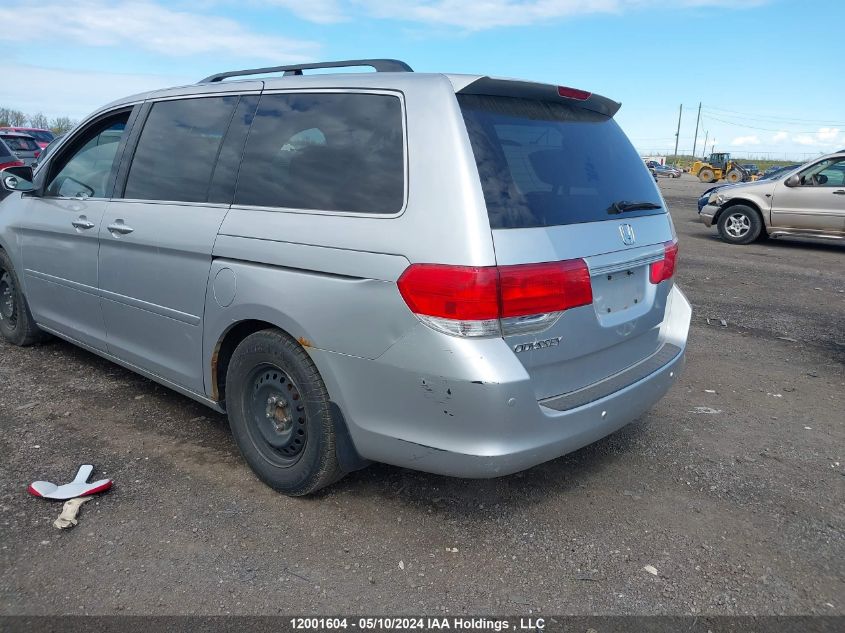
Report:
249,365,306,460
726,214,750,238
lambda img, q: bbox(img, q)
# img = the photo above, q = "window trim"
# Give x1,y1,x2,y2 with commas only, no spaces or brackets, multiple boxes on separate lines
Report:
37,105,139,201
229,88,409,219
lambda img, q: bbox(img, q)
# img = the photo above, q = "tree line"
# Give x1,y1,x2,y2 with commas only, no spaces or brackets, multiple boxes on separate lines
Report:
0,107,77,134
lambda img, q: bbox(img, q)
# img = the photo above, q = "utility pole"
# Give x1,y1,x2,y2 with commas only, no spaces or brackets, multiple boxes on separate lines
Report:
691,102,702,158
673,104,682,162
702,131,709,159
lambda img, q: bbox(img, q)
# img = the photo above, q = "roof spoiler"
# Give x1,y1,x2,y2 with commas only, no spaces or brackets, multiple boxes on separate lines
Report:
457,76,621,118
199,58,413,84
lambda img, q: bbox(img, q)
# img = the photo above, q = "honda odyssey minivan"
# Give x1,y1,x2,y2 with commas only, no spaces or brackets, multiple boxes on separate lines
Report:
0,59,691,495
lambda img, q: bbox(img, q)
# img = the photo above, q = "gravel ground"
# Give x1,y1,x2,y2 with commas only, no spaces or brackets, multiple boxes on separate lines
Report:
0,175,843,616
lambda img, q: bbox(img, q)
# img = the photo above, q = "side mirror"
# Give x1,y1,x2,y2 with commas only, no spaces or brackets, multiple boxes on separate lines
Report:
1,165,35,193
784,174,801,187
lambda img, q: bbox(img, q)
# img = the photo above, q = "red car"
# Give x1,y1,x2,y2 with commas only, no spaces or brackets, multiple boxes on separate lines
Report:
0,137,25,171
0,126,54,149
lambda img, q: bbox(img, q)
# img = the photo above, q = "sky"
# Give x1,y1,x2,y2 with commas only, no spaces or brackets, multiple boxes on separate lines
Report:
1,0,842,160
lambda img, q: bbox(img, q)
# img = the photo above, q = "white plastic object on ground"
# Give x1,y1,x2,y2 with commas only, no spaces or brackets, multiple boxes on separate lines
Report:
29,465,113,500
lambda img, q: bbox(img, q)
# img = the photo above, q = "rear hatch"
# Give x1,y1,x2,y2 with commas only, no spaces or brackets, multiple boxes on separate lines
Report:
458,81,677,401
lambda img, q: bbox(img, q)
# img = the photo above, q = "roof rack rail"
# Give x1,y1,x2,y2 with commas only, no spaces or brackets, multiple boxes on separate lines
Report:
199,58,413,83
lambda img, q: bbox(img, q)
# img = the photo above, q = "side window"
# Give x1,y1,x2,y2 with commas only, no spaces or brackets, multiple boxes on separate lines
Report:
124,96,238,203
799,158,845,187
45,114,129,198
234,93,404,214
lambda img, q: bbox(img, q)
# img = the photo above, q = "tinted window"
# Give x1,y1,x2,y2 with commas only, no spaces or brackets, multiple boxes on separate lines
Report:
0,140,11,159
125,96,238,203
2,136,39,152
24,130,54,143
46,115,130,198
234,93,404,214
207,96,259,205
459,95,664,229
800,157,845,186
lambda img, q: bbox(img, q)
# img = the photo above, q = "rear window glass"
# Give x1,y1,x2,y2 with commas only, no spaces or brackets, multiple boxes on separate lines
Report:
234,93,404,214
125,96,238,203
23,130,54,143
458,94,664,229
2,136,39,152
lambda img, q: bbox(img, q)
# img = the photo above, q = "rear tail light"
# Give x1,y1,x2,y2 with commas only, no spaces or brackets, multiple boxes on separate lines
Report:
397,259,593,337
0,159,24,170
649,240,678,284
33,151,41,158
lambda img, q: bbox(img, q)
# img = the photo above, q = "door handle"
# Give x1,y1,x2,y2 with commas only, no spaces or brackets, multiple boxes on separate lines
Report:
833,190,845,195
71,217,95,230
107,220,134,235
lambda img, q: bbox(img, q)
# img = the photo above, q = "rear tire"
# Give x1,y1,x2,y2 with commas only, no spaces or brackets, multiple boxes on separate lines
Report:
698,168,715,183
225,329,344,496
717,205,763,245
0,249,49,346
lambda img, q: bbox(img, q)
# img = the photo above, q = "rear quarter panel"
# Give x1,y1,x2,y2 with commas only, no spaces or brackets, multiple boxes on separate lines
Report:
203,75,498,398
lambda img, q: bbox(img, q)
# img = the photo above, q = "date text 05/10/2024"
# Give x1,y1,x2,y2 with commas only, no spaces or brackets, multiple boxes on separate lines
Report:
289,617,546,630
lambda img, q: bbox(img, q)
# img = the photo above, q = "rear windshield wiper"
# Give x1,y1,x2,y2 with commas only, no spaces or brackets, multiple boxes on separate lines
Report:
607,201,663,215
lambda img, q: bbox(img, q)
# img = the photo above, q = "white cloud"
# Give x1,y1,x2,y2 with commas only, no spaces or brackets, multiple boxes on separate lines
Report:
816,127,839,142
791,128,840,147
258,0,347,23
731,135,761,147
772,131,789,143
0,65,192,121
792,134,816,146
356,0,769,30
0,1,318,61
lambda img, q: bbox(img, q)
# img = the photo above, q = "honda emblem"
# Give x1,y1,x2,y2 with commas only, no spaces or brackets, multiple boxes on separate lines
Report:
619,224,636,246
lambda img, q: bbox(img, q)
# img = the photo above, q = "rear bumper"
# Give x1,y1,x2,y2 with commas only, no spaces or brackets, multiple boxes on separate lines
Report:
310,286,692,478
700,204,719,227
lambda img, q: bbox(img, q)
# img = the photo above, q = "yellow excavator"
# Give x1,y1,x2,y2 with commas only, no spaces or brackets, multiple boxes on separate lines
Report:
689,152,754,184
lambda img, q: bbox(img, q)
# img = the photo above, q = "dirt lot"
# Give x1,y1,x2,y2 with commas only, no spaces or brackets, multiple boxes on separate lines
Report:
0,175,843,616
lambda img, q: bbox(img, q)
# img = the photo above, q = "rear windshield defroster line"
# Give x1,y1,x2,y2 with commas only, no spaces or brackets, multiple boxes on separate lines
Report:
458,94,664,229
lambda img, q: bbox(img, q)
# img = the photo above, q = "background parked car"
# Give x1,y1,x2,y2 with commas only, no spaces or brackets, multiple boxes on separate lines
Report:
0,126,54,149
699,151,845,244
0,138,26,202
0,137,25,171
760,164,800,180
653,164,682,178
741,163,760,176
697,164,804,212
0,132,40,166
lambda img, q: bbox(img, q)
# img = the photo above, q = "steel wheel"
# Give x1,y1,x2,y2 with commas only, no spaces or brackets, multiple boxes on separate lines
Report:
246,363,308,466
0,249,48,346
0,268,18,329
724,212,751,238
225,329,344,495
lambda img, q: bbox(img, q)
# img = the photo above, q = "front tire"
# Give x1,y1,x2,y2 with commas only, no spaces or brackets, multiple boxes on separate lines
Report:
717,205,763,245
0,249,48,346
225,329,343,496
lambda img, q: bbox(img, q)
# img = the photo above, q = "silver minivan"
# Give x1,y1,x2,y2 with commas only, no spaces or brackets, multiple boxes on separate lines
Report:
0,59,691,495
